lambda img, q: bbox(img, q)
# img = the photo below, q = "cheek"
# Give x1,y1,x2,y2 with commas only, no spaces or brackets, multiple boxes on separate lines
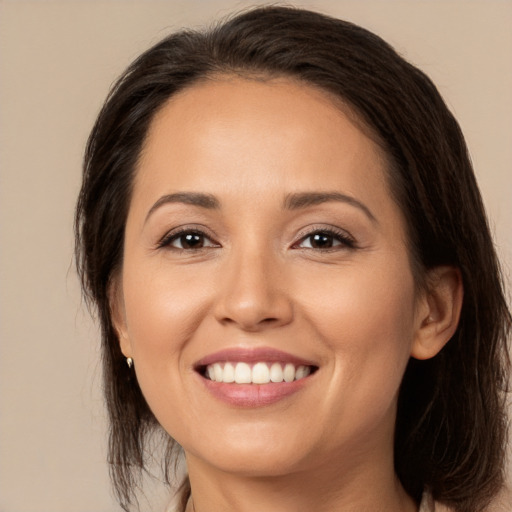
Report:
299,259,417,413
120,264,216,433
121,261,212,373
301,256,416,341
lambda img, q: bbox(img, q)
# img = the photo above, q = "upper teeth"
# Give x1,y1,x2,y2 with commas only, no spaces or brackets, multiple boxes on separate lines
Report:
206,362,311,384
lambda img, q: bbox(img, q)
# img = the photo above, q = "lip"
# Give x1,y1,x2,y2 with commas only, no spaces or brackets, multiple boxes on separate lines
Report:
200,378,311,407
194,347,318,408
194,347,317,368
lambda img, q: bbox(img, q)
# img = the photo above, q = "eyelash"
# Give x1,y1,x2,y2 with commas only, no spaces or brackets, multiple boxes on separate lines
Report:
293,227,356,251
157,227,356,252
157,227,220,251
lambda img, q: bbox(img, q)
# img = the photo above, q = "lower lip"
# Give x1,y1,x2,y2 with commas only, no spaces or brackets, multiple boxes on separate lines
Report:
199,376,311,407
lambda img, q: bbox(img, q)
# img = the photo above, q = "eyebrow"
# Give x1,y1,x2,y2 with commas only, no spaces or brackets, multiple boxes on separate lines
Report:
145,192,220,223
283,192,377,223
145,190,376,224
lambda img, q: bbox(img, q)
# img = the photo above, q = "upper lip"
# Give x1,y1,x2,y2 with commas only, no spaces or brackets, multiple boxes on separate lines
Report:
194,347,318,369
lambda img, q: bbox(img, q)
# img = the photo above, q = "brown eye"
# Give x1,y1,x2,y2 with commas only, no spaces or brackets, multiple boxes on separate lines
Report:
307,233,337,249
160,230,218,250
176,233,205,249
296,229,355,250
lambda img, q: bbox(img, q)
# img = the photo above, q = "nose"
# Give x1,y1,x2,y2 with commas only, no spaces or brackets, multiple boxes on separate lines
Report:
213,246,294,331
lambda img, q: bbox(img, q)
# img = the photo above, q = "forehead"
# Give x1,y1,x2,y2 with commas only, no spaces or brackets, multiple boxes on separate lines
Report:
135,76,390,199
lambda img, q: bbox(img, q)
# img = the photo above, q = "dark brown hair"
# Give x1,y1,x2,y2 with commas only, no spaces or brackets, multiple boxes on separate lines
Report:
75,6,511,512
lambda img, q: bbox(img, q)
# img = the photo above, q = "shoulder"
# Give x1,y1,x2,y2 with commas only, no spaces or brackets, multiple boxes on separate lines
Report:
164,491,185,512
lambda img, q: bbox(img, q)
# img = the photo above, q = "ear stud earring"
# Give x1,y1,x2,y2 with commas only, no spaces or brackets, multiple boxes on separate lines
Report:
126,357,133,368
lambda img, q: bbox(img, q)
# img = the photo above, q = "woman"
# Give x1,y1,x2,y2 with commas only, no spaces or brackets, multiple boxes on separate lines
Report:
75,6,510,512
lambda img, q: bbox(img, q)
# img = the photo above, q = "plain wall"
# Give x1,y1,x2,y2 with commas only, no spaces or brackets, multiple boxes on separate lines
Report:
0,1,510,511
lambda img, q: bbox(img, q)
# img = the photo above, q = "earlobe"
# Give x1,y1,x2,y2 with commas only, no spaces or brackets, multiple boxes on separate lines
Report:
411,266,463,360
108,277,133,359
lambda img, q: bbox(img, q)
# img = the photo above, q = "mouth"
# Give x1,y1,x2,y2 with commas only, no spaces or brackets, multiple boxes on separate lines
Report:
193,348,318,407
198,361,317,384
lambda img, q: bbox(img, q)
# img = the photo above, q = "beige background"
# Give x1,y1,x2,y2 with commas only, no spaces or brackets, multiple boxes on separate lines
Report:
0,1,510,511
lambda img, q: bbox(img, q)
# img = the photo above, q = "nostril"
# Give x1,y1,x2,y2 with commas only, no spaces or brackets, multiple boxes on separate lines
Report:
262,317,279,323
213,268,294,330
218,315,285,331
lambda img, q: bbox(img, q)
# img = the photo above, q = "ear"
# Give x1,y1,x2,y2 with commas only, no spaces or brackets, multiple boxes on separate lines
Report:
108,276,133,359
411,266,463,360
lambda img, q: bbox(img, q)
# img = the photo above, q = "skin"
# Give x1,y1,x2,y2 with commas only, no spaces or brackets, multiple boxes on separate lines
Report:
112,77,462,512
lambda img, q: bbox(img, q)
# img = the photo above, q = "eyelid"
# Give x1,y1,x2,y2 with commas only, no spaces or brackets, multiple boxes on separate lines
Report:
156,224,220,250
154,223,356,251
292,225,356,250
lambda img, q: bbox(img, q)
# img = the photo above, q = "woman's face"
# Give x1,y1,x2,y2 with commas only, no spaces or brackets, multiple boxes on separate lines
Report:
114,77,426,477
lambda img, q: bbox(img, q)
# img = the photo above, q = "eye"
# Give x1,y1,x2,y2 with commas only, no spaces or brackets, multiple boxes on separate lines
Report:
295,229,355,250
158,229,219,250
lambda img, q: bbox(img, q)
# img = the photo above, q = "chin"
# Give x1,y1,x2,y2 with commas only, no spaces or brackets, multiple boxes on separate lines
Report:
201,450,307,478
182,425,316,477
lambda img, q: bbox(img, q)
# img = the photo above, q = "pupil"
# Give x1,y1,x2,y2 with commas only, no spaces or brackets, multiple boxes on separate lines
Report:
312,233,332,248
182,233,203,248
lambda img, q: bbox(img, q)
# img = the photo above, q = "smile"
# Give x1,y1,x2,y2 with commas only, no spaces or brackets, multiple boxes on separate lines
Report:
194,348,319,407
205,362,312,384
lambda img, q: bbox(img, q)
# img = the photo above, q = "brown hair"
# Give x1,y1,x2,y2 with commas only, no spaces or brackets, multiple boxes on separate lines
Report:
75,6,510,511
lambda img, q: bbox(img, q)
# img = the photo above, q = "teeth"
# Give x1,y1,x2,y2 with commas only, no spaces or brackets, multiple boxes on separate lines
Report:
270,362,283,382
223,362,235,383
205,362,312,384
295,365,309,380
213,363,223,382
252,362,270,384
283,363,295,382
234,362,252,384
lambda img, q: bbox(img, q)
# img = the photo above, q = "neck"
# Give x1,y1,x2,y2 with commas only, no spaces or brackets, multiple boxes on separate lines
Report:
184,450,418,512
